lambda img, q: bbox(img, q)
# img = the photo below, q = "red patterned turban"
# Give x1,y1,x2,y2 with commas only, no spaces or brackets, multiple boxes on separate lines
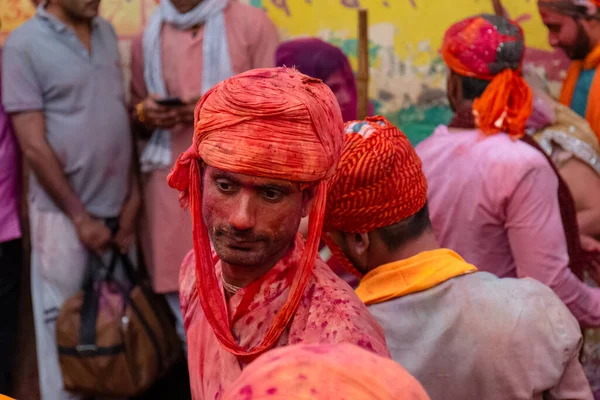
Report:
441,14,533,138
167,67,343,360
322,116,427,277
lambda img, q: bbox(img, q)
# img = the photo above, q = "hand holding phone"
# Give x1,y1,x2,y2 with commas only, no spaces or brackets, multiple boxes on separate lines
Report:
155,97,185,107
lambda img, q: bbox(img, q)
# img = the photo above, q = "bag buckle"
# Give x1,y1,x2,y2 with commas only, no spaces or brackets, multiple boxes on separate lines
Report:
76,344,97,355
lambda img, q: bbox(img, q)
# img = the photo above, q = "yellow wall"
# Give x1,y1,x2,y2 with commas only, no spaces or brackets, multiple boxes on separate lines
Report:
0,0,563,143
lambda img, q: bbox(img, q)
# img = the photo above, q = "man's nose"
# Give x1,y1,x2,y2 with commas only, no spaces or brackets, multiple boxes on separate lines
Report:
228,192,257,231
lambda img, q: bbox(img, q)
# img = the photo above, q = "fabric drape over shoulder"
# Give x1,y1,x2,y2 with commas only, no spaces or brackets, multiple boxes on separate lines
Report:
167,67,344,361
223,343,430,400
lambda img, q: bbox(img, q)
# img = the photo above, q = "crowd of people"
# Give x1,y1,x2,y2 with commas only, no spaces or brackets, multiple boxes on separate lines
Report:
3,0,600,399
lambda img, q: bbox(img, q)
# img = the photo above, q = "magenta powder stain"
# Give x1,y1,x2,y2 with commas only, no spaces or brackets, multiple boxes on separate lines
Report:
239,385,253,396
357,339,375,351
266,387,278,395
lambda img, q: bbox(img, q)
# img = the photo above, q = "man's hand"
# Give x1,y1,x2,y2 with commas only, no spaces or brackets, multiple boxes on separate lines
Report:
174,99,198,125
581,234,600,253
73,213,112,256
114,185,141,254
140,95,179,129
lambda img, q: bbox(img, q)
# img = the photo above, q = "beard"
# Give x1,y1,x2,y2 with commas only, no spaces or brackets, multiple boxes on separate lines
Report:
565,20,591,60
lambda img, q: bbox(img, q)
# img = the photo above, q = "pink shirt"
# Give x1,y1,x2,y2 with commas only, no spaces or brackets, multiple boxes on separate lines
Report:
179,236,390,400
416,125,600,328
0,49,21,243
130,1,279,293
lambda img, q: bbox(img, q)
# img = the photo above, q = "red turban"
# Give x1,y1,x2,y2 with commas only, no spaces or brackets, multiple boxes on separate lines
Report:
322,116,428,277
441,14,533,138
167,67,343,360
223,343,430,400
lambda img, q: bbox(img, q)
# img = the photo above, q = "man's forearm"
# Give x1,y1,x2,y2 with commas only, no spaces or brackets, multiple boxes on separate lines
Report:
11,112,86,220
24,141,86,219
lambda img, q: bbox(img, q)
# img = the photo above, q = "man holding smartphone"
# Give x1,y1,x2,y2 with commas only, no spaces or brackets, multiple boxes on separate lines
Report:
129,0,279,349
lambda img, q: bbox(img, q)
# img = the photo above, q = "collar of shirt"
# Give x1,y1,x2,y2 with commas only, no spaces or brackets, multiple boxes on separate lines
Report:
35,3,99,34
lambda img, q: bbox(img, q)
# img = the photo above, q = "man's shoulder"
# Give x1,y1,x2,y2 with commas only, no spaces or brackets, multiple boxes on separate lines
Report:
179,249,197,306
226,1,271,25
4,18,42,50
291,258,390,357
456,272,581,341
308,259,363,302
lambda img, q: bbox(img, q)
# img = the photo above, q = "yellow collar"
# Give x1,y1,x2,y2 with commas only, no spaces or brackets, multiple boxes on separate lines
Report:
355,249,477,305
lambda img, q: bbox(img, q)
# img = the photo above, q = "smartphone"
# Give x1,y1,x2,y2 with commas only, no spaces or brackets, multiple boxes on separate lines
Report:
155,97,185,107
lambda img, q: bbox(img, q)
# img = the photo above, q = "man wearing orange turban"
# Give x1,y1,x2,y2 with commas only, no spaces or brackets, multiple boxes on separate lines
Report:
323,116,592,399
537,0,600,142
223,343,430,400
417,14,600,330
167,67,389,399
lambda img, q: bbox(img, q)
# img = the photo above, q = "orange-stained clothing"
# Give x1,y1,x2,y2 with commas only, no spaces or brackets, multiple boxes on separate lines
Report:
559,44,600,144
129,1,279,293
179,236,390,400
223,343,430,400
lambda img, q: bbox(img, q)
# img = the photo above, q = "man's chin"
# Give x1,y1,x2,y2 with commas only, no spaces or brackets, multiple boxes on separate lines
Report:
215,247,265,268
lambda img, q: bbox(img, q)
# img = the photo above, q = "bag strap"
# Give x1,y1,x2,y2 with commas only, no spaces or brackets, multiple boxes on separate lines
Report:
77,250,120,352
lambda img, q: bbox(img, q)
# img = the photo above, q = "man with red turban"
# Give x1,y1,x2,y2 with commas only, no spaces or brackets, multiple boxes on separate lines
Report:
416,14,600,328
167,67,389,399
537,0,600,142
323,116,592,399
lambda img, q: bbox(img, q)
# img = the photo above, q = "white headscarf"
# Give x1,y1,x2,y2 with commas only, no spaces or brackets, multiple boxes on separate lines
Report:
140,0,233,173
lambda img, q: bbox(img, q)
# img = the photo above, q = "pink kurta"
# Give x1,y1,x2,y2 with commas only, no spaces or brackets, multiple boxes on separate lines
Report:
416,126,600,328
129,1,279,293
179,236,390,400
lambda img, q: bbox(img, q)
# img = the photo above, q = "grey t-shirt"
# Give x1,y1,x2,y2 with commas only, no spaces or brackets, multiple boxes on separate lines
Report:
1,7,131,218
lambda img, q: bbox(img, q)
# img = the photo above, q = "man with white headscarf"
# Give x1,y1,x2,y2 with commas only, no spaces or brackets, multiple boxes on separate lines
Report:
129,0,279,348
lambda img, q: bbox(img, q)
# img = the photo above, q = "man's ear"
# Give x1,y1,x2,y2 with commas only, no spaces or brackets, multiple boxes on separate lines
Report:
446,69,463,112
300,185,318,218
347,232,371,257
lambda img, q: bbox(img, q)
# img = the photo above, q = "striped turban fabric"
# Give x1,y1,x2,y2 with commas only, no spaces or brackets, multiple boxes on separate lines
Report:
167,67,344,360
323,116,427,277
442,14,533,138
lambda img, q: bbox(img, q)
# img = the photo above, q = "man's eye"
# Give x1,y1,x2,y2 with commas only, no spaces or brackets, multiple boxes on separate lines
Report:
216,180,236,193
261,188,283,202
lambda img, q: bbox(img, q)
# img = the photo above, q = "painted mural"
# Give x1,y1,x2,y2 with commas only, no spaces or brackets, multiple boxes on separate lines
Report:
0,0,569,144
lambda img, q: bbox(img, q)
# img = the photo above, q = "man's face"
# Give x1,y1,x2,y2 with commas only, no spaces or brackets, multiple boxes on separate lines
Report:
59,0,100,20
325,71,355,121
540,8,591,60
202,166,314,268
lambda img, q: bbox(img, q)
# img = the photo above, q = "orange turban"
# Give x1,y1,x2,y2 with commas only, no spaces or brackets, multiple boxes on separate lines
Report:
322,116,427,277
441,14,532,138
223,343,431,400
167,67,343,360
